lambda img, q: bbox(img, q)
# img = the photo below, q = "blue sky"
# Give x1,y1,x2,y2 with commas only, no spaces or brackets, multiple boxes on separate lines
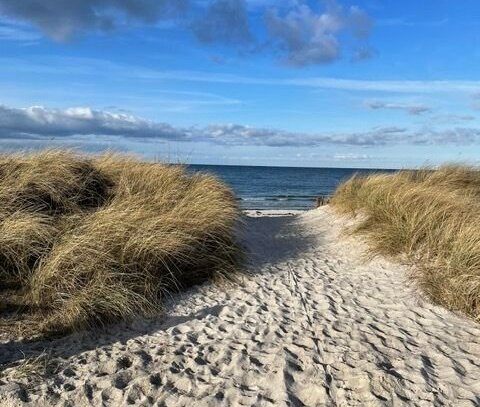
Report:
1,0,480,168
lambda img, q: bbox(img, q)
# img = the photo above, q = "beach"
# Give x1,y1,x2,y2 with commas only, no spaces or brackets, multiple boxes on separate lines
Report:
3,1,480,405
2,206,480,406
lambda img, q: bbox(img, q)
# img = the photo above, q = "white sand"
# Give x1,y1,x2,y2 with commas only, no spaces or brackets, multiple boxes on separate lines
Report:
1,207,480,406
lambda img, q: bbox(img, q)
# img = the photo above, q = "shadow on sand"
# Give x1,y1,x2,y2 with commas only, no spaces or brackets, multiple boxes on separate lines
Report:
242,213,321,270
0,213,321,371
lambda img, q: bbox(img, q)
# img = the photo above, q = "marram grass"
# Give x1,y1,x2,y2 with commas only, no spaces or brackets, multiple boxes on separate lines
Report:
332,165,480,320
0,150,243,334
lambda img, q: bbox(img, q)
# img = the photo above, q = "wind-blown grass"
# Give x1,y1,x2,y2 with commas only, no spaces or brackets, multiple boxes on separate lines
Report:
332,165,480,320
0,150,243,334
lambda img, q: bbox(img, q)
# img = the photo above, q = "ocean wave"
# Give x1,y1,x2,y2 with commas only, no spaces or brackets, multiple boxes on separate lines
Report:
240,195,320,202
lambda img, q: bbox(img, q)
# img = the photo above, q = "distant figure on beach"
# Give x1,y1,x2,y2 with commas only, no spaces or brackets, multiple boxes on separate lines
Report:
316,196,329,207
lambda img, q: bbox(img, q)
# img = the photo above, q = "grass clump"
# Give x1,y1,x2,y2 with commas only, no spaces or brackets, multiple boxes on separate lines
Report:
0,150,242,334
331,165,480,320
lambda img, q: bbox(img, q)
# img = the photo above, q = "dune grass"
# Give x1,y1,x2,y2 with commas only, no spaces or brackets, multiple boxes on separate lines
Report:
0,150,243,334
331,165,480,320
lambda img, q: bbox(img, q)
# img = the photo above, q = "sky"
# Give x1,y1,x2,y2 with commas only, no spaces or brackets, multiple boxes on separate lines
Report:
1,0,480,168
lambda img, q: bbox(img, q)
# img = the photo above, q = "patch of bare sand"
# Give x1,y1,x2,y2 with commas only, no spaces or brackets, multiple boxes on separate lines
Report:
1,207,480,406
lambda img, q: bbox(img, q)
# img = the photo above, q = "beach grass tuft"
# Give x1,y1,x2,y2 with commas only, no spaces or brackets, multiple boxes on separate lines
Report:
0,150,243,334
332,165,480,320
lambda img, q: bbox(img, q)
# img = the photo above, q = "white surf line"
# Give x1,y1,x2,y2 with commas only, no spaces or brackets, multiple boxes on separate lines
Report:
287,262,335,403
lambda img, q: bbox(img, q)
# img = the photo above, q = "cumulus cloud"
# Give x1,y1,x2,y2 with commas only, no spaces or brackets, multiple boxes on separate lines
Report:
265,1,374,66
192,0,252,44
0,0,374,66
3,104,479,148
365,100,431,115
0,0,188,41
0,105,188,140
0,0,255,45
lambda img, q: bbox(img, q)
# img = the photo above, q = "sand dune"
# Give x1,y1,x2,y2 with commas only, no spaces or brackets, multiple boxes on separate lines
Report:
2,207,480,406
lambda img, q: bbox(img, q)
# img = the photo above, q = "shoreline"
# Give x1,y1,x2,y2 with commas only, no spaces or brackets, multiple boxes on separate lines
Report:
242,209,307,217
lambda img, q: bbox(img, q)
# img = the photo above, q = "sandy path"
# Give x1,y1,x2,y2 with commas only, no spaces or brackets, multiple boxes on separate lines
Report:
1,207,480,406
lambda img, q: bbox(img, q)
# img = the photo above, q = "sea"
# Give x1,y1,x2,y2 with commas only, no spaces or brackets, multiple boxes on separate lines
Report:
188,165,395,210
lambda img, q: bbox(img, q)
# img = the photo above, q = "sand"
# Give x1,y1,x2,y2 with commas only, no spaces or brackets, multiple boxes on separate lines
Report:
1,207,480,406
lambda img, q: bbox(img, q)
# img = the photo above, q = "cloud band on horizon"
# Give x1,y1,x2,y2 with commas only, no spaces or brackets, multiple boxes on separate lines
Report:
2,104,480,148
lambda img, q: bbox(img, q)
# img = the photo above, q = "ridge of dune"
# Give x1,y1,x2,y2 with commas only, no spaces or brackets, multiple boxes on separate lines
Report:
1,206,480,406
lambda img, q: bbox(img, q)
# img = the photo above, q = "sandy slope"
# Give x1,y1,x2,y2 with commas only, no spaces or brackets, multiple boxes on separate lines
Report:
1,207,480,406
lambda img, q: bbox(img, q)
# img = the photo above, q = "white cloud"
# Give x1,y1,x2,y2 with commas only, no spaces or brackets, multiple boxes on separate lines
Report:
101,63,480,93
333,153,371,160
364,100,431,115
1,104,480,148
0,105,188,140
9,56,474,94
